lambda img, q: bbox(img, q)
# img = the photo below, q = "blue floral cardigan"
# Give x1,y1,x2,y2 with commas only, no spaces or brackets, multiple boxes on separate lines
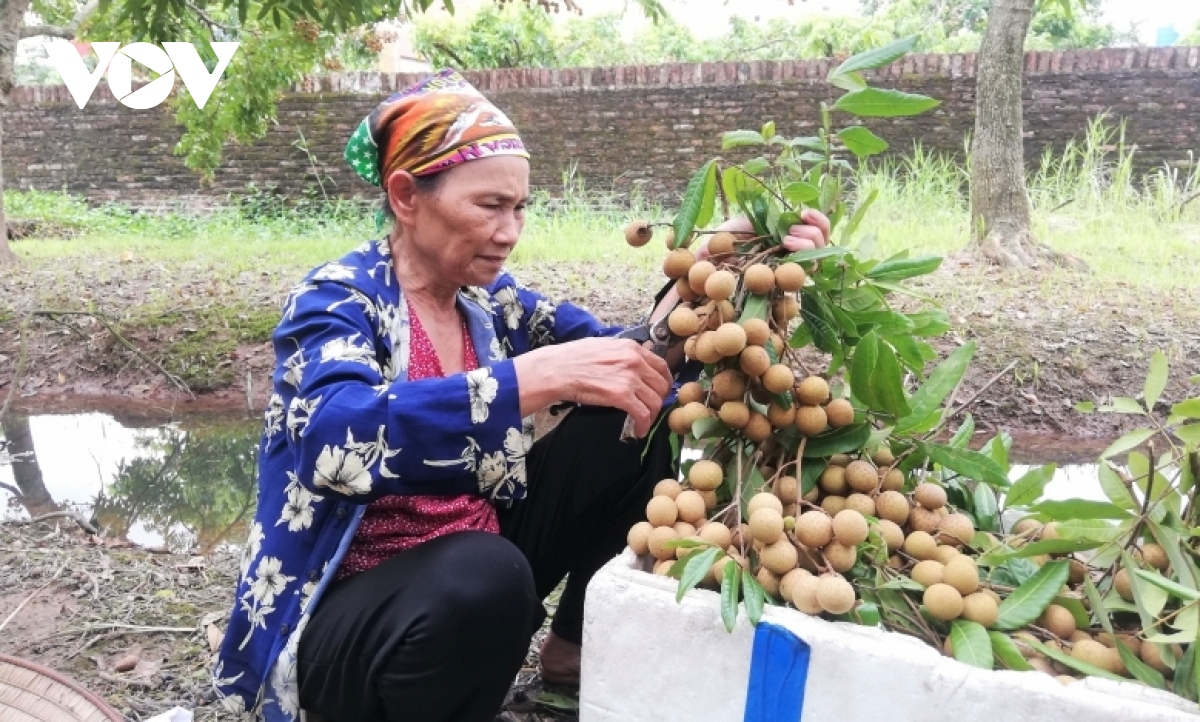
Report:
212,238,624,721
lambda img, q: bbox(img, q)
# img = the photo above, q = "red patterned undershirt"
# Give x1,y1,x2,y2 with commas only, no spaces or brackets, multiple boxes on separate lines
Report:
336,300,500,580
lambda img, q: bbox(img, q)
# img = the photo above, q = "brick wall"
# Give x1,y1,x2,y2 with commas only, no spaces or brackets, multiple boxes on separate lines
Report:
6,46,1199,210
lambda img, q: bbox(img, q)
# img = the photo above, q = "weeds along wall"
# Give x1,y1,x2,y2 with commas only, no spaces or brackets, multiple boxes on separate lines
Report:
6,46,1200,211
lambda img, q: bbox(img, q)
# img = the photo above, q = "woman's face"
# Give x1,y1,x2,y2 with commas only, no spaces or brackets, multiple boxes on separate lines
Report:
394,156,530,289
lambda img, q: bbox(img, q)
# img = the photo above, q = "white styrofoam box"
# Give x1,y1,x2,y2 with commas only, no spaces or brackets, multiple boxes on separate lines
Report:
580,550,1200,722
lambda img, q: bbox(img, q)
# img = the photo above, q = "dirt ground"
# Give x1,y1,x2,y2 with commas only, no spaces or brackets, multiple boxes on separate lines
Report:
0,520,577,721
2,252,1198,438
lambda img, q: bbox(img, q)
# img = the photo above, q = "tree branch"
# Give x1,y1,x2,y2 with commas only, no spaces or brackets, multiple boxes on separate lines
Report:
20,0,100,40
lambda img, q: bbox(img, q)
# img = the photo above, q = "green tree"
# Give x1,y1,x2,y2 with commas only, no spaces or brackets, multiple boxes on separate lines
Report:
1179,22,1200,46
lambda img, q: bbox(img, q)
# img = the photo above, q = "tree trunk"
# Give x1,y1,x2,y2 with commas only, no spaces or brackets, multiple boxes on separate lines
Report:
1,413,59,516
968,0,1082,269
0,0,31,265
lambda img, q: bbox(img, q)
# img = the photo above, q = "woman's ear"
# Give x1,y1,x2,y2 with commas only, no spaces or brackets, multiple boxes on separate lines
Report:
385,171,420,225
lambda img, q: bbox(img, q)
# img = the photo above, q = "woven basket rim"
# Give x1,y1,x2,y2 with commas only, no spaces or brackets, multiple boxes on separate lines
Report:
0,654,124,722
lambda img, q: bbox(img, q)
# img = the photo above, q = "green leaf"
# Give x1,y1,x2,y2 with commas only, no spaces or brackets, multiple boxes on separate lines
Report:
865,255,943,281
1025,639,1125,682
676,547,722,602
672,160,718,249
915,441,1010,488
906,309,952,337
895,342,976,434
847,602,881,626
995,560,1071,630
989,632,1033,671
828,35,916,77
782,246,849,264
1134,569,1200,602
974,484,999,533
1124,553,1169,631
721,560,741,632
1176,424,1200,446
761,121,776,141
721,129,765,149
1102,397,1145,414
743,156,770,176
950,620,993,670
742,570,767,624
1004,464,1057,508
1101,428,1155,459
533,691,580,712
741,293,771,323
841,188,878,241
979,538,1101,565
849,331,910,419
783,181,819,206
1026,499,1132,521
1075,401,1096,413
1173,399,1200,419
879,576,926,592
692,417,732,440
837,126,889,158
834,87,940,118
828,71,868,92
1174,640,1199,701
948,415,976,448
1054,595,1092,631
803,422,873,457
1145,349,1169,409
1054,519,1125,543
1098,463,1138,511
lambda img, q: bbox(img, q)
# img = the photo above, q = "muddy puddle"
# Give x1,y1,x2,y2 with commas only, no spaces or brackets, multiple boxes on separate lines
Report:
0,411,1122,552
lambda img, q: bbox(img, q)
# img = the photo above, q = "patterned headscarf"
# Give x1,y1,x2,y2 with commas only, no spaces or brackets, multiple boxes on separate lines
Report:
344,68,529,188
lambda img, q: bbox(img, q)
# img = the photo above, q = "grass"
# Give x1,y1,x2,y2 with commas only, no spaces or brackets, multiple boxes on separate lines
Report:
7,118,1200,290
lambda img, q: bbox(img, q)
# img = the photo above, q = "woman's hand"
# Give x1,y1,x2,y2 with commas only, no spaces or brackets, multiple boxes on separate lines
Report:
513,338,673,438
696,210,832,259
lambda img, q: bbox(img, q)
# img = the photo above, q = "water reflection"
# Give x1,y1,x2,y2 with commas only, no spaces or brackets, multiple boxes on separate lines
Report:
0,412,260,553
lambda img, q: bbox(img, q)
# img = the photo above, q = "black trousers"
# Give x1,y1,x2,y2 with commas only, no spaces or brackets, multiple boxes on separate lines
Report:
296,406,674,722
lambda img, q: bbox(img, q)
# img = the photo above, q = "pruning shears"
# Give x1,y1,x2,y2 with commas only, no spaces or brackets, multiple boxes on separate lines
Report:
616,313,686,441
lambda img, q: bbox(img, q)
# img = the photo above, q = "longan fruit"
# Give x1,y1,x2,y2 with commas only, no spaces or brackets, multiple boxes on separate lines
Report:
762,365,795,394
1114,569,1133,601
944,556,980,595
667,306,701,337
828,453,852,467
938,514,976,547
880,468,905,492
1012,518,1043,537
775,476,800,504
653,559,674,576
760,538,799,575
962,592,999,628
700,490,718,510
908,506,941,534
661,227,677,250
821,495,847,516
743,263,776,294
628,521,654,555
743,413,772,443
1141,642,1174,675
820,466,848,495
750,507,785,545
663,248,696,279
844,460,879,494
791,574,825,614
674,535,704,559
646,495,678,527
832,509,869,546
654,479,683,499
816,574,856,615
877,519,904,552
774,262,807,292
767,401,796,429
705,270,738,301
1068,559,1087,585
756,567,781,597
1039,604,1077,640
677,381,704,405
711,369,746,402
648,526,681,560
796,375,830,406
825,398,855,427
625,220,653,247
708,231,737,256
713,322,748,357
772,295,800,325
689,460,724,491
824,542,856,572
687,260,717,295
924,583,965,621
718,400,751,429
673,521,697,538
795,511,834,549
914,482,947,510
694,332,723,364
747,492,784,517
739,346,771,377
933,546,962,565
768,333,785,357
1041,521,1062,540
1141,543,1169,572
844,493,875,518
780,568,811,604
872,448,896,467
675,277,699,303
699,521,732,549
711,300,737,328
912,560,946,588
740,317,771,346
1071,639,1112,671
904,531,938,560
875,490,910,525
675,490,707,524
795,405,828,436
